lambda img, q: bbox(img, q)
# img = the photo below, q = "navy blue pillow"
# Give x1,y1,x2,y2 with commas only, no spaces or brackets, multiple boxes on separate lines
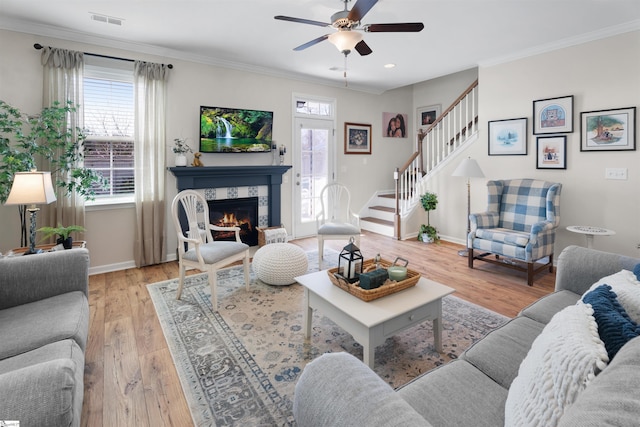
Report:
633,263,640,281
583,284,640,360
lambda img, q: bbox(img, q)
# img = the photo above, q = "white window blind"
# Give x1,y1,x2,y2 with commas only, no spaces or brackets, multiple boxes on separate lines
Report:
83,62,135,199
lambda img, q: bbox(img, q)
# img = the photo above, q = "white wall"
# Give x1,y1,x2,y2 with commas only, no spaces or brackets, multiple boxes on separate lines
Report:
0,29,414,270
422,30,640,258
3,28,638,269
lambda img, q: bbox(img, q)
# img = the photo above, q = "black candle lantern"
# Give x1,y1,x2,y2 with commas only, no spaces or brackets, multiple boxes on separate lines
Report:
338,237,363,283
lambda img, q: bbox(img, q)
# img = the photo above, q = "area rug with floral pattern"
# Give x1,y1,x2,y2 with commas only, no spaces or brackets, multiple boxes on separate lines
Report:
147,250,509,426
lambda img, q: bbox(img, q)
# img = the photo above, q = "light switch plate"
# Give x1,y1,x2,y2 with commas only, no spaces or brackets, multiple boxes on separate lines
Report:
605,168,627,180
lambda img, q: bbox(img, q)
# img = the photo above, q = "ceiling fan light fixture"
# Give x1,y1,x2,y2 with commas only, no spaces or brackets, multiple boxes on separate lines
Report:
328,30,363,54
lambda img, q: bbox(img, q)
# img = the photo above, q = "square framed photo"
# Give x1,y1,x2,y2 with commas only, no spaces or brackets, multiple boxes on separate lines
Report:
580,107,636,152
533,95,573,134
417,104,441,129
344,122,372,154
536,136,566,169
382,112,408,138
488,117,528,155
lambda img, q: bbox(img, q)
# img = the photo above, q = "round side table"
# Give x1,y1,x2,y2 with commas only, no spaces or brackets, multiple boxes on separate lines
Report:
566,226,615,248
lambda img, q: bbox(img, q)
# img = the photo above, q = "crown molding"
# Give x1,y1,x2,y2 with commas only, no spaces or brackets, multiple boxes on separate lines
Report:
4,15,637,94
0,17,385,94
479,20,640,68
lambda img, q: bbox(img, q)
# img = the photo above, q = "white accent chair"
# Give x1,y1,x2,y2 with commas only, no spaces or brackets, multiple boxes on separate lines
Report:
171,189,250,310
316,183,361,270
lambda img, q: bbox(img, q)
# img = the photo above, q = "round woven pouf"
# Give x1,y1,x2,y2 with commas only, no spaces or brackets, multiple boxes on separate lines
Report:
252,243,308,286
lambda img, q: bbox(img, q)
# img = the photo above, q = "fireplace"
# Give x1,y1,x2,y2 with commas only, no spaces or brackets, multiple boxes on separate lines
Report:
169,166,291,248
208,197,258,246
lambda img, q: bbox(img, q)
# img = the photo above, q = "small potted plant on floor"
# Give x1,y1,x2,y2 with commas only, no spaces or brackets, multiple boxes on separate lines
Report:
418,192,439,243
38,224,86,249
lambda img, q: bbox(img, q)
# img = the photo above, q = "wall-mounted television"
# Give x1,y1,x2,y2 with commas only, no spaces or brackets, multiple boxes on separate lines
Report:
199,106,273,153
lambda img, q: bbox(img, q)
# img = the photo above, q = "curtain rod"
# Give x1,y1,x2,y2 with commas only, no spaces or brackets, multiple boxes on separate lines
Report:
33,43,174,69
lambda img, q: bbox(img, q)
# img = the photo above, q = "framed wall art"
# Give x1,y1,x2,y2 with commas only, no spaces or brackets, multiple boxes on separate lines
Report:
488,117,528,155
533,95,573,134
344,122,372,154
382,112,408,138
536,136,566,169
417,104,441,129
580,106,636,152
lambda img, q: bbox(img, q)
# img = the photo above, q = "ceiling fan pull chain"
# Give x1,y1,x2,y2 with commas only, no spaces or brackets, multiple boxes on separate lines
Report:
344,53,348,87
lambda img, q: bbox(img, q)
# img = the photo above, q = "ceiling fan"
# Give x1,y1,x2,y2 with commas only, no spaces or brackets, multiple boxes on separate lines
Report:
275,0,424,56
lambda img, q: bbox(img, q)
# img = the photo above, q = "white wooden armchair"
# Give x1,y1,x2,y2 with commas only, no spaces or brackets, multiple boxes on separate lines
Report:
171,190,250,310
316,183,361,270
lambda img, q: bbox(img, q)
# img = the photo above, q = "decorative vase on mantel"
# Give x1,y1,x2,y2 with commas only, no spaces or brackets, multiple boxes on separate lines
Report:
175,154,187,167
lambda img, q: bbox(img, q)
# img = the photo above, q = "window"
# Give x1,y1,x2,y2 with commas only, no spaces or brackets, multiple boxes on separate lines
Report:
83,60,135,203
295,99,333,117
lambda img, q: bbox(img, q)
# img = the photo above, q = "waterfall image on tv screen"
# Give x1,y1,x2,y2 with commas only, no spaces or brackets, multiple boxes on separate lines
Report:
200,106,273,153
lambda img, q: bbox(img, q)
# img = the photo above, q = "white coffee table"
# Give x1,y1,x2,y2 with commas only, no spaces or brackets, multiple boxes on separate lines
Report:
295,270,455,368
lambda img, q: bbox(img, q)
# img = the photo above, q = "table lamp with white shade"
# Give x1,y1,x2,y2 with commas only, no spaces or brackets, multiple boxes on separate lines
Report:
452,157,485,257
5,171,57,255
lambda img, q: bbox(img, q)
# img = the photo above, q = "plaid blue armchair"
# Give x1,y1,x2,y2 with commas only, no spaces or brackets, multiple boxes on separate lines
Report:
468,179,562,286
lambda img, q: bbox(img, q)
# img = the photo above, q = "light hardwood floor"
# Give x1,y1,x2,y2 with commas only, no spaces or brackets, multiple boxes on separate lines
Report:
82,231,556,427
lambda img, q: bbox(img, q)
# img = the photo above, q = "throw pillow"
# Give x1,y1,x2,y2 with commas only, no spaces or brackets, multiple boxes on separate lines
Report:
504,303,608,427
584,269,640,324
582,284,640,360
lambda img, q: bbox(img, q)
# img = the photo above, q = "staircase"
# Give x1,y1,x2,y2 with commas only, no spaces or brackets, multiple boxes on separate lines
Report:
360,79,479,239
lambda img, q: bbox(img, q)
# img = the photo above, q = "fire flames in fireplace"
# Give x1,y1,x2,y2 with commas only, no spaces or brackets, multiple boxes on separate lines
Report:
217,212,247,228
209,197,259,246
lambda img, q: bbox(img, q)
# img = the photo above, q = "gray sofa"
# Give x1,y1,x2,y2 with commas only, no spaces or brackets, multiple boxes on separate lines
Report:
293,245,640,426
0,249,89,427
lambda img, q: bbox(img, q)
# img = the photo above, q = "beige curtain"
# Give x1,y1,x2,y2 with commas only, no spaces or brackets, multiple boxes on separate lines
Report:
41,47,85,230
133,61,169,267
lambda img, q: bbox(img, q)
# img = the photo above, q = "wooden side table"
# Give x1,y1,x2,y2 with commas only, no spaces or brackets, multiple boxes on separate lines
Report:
10,240,87,255
566,226,615,248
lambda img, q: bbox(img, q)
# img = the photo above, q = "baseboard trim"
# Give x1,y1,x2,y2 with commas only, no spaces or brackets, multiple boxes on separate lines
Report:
89,252,178,276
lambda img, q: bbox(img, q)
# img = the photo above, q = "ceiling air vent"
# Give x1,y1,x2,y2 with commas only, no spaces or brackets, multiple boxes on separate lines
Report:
90,12,123,26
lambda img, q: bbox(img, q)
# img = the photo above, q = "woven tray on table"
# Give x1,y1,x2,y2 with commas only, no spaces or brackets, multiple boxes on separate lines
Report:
327,258,420,302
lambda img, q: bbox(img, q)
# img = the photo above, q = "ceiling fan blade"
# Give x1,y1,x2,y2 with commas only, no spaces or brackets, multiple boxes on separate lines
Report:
355,40,373,56
293,34,330,51
347,0,379,22
274,15,330,28
365,23,425,32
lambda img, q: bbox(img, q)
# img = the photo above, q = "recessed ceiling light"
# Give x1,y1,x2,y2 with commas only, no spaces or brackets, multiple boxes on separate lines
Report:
384,63,396,69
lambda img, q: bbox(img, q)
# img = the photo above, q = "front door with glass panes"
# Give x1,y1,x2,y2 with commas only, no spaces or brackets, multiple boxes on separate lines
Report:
293,117,335,237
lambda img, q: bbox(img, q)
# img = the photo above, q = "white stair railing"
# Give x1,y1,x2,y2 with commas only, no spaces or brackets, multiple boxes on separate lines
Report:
423,79,478,174
393,79,479,239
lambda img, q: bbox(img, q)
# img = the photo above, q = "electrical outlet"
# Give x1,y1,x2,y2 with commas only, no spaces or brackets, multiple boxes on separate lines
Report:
605,168,627,180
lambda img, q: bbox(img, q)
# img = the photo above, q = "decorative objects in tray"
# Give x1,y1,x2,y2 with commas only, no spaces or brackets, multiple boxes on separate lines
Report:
328,256,421,302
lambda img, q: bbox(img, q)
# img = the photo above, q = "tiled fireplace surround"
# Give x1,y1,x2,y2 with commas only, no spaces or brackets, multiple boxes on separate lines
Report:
169,166,292,241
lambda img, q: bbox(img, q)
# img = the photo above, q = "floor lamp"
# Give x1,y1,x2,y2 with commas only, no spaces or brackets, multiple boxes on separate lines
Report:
452,157,484,257
5,171,57,255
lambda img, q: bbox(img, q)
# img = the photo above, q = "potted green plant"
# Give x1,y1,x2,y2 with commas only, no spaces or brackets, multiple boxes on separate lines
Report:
172,138,192,167
0,100,105,246
418,192,439,243
38,224,86,249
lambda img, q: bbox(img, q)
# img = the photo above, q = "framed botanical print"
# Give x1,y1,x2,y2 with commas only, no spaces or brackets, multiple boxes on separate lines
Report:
533,95,573,134
344,122,372,154
488,117,528,155
536,136,566,169
580,107,636,151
